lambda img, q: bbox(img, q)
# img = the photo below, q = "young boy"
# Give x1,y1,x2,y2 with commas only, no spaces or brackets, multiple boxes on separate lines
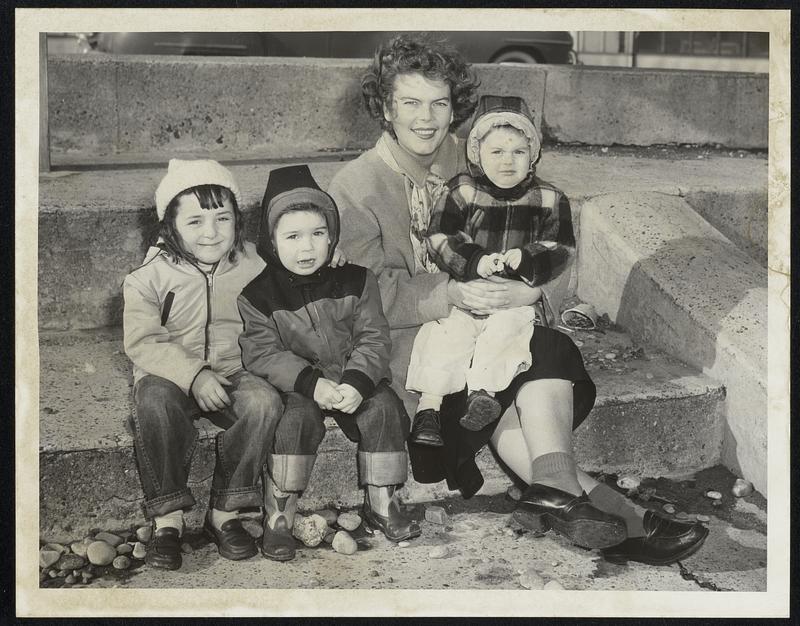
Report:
406,95,576,446
238,165,419,561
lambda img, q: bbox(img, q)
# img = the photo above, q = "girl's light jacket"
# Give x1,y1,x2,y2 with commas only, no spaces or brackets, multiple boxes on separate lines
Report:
123,241,265,395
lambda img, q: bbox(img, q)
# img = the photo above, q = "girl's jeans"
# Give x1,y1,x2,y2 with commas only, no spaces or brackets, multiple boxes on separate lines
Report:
269,381,410,492
130,370,283,519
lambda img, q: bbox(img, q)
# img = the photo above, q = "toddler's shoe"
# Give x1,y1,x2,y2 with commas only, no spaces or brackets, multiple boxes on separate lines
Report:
410,409,444,447
203,514,258,561
459,390,502,431
145,526,182,570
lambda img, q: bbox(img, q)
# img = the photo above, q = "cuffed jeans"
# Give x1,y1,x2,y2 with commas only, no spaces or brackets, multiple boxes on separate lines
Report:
267,382,410,491
130,371,282,519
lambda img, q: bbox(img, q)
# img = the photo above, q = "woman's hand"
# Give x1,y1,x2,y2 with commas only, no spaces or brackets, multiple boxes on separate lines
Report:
486,275,543,309
330,248,347,267
448,277,542,315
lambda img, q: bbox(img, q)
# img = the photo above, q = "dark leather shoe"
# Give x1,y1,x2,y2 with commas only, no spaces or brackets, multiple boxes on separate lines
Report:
459,390,502,431
601,510,709,565
362,498,421,542
261,515,297,562
145,526,182,570
410,409,444,447
203,515,258,561
512,483,627,549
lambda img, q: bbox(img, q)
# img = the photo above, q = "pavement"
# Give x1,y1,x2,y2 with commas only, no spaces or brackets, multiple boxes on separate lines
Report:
39,466,766,594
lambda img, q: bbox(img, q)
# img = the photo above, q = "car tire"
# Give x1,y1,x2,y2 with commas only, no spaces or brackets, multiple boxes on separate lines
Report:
492,49,540,64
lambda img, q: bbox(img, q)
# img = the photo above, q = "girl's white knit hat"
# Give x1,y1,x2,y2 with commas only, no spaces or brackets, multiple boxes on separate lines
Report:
154,158,242,221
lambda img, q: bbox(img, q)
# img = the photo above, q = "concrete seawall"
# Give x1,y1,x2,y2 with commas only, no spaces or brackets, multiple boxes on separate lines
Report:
47,55,768,165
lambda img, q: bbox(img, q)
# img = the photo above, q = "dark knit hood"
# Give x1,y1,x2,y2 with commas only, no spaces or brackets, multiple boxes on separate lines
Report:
257,164,340,271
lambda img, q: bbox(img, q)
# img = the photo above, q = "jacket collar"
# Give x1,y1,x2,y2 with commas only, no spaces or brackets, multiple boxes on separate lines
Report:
473,171,537,201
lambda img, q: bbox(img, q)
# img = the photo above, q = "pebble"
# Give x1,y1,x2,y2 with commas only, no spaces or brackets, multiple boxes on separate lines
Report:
65,574,78,585
181,543,193,554
424,506,449,525
136,526,153,543
646,373,654,379
331,531,358,555
519,568,545,590
132,542,147,560
732,478,754,498
605,352,617,360
397,541,410,548
337,512,362,532
48,570,59,579
293,515,326,547
94,532,123,547
617,475,641,490
39,549,61,569
696,514,710,523
662,503,676,514
574,340,584,347
712,499,723,507
676,511,689,520
112,555,131,570
116,543,133,555
428,545,448,559
70,541,89,558
56,553,86,571
87,541,117,566
544,580,565,590
706,490,723,500
506,485,522,502
42,542,66,555
317,509,339,526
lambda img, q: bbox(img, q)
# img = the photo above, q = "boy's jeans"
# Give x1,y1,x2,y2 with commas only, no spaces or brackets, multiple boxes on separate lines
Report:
269,381,410,491
130,370,282,519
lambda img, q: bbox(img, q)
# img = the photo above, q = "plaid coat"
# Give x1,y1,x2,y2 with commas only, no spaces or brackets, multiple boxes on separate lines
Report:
427,172,575,286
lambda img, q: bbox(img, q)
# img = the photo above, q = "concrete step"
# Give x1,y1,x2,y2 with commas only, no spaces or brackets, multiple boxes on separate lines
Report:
576,192,767,492
38,151,767,330
39,326,725,541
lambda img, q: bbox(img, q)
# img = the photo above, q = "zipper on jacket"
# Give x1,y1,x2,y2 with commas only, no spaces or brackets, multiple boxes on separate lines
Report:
201,263,218,362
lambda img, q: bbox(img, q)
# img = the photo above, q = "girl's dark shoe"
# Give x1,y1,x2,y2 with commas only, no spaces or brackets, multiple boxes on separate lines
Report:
203,515,258,561
601,510,709,565
459,390,502,431
362,489,421,542
410,409,444,447
512,483,628,549
261,515,297,561
145,527,182,570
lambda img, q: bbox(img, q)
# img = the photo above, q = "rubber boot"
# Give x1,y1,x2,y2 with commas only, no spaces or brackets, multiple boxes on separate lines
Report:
262,477,299,561
361,485,421,542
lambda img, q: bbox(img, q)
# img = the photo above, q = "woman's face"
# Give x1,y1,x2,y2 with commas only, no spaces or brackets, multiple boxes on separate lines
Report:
383,73,453,160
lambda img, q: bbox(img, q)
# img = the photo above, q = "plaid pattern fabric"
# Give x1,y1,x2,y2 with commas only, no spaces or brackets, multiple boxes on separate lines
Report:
427,173,576,285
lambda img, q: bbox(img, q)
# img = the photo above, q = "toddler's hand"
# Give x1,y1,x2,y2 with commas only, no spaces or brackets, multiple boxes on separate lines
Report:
191,369,232,412
313,378,344,410
476,253,505,278
332,383,363,414
503,248,523,271
330,248,347,267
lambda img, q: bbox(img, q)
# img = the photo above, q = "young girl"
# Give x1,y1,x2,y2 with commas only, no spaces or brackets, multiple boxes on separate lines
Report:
123,159,286,570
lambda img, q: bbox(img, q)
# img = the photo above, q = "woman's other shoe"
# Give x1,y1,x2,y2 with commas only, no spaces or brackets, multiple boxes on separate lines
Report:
512,483,628,549
601,510,709,565
410,409,444,447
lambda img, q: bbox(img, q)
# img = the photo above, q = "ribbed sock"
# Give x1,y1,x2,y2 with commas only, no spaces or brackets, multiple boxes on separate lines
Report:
530,451,582,496
210,507,239,531
588,482,646,538
417,393,443,413
154,509,184,535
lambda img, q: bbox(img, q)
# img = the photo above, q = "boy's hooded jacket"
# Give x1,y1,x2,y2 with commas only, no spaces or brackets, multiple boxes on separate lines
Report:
238,165,391,401
428,95,575,288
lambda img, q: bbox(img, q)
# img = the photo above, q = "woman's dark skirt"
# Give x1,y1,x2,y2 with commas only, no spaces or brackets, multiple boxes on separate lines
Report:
408,326,597,498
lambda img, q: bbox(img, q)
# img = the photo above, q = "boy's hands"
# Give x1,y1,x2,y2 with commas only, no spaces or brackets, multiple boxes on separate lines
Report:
476,253,506,278
191,369,232,412
331,383,363,414
314,378,344,410
330,248,347,267
503,248,523,270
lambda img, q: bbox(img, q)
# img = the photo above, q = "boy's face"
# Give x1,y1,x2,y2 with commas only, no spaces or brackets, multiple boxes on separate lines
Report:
273,210,330,275
478,126,532,189
174,193,235,267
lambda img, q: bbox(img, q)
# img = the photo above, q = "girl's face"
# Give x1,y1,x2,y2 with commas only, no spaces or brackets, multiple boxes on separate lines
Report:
383,73,453,161
478,126,532,189
273,210,330,275
174,193,236,268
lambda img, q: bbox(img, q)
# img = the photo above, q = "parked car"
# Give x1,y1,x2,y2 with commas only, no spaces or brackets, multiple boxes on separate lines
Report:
89,31,575,64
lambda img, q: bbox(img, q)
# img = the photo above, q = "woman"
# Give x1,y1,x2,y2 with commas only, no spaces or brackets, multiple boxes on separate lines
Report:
328,34,707,565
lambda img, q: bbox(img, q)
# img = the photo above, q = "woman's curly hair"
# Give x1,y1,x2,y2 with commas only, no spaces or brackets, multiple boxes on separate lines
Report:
361,33,480,134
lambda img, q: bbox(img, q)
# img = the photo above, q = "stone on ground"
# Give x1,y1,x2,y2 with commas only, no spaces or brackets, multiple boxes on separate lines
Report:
135,526,152,543
56,553,86,571
94,532,123,547
424,506,449,525
293,515,328,547
39,550,61,569
336,512,361,531
112,555,130,570
132,542,147,559
86,541,117,566
331,531,358,555
70,541,88,557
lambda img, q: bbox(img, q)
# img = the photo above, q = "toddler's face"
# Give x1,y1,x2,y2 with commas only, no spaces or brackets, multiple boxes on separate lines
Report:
174,193,235,267
478,126,531,189
273,210,330,275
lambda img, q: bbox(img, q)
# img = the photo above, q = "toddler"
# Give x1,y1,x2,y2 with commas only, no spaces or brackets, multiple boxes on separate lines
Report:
238,165,419,561
406,95,575,446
